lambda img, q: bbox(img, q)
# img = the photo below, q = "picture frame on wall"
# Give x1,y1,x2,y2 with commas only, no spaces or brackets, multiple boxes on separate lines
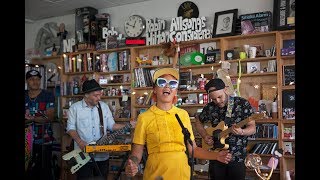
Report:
213,9,238,37
273,0,295,30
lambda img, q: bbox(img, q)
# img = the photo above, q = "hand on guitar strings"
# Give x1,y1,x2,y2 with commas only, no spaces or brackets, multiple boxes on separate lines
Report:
204,135,214,146
216,150,232,164
231,124,244,136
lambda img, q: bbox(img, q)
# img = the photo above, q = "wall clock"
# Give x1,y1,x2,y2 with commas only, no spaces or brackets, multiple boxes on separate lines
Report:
177,1,199,19
124,15,146,38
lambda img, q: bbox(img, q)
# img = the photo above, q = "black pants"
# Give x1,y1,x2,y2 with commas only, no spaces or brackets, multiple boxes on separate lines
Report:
209,160,245,180
25,144,55,180
76,159,109,180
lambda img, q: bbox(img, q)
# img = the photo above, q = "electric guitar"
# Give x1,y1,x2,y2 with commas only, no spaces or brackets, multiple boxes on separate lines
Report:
201,113,264,151
62,123,132,174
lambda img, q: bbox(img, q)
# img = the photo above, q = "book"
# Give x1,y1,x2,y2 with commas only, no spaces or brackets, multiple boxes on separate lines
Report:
282,89,295,119
239,11,272,34
283,65,295,86
179,71,192,91
107,52,118,72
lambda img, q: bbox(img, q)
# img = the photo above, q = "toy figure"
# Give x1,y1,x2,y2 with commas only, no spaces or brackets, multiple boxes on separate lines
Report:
57,23,68,54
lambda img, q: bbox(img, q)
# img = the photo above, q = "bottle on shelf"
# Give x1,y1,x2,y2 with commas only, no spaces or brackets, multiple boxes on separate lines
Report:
73,81,80,95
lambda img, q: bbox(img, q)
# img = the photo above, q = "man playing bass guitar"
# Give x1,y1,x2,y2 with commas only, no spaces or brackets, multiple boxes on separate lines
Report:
195,78,256,180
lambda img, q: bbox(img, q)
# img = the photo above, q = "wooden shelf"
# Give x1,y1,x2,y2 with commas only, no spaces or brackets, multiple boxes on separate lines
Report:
282,138,295,142
99,70,131,75
226,56,277,63
223,31,277,40
278,29,295,35
281,55,295,59
282,85,295,90
179,63,221,70
179,90,206,94
230,72,277,78
101,83,131,86
255,119,279,123
134,64,173,69
283,155,295,159
64,71,94,75
282,119,295,124
96,47,131,53
133,87,153,90
101,96,123,99
63,50,95,55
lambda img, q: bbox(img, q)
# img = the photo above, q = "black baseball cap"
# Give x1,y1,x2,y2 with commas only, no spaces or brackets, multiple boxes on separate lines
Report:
26,70,42,80
205,78,226,93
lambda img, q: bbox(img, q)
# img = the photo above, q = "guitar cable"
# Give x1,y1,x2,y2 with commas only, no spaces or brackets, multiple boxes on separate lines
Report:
88,153,103,177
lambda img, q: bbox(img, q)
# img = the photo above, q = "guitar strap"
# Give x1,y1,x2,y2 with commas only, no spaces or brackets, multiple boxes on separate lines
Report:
97,102,104,136
225,95,234,125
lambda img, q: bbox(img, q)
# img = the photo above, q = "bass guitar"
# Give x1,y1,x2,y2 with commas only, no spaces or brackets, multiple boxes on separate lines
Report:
201,113,264,151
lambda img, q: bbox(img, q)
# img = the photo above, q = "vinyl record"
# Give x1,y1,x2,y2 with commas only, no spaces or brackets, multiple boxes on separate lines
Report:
180,52,193,66
190,52,205,65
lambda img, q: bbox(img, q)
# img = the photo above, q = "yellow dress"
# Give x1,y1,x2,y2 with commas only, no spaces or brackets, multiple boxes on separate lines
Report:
133,105,195,180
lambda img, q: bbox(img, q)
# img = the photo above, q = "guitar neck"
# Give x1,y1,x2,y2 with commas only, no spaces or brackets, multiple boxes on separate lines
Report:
220,118,251,137
96,123,131,145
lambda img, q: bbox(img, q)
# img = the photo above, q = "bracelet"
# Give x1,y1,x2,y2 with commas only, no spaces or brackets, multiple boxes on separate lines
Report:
241,129,244,136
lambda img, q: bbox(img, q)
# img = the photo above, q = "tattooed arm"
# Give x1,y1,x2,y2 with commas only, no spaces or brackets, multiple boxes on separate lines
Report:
125,143,144,177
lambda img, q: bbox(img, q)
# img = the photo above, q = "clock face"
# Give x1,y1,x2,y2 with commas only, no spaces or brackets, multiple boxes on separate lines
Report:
177,1,199,19
124,15,146,38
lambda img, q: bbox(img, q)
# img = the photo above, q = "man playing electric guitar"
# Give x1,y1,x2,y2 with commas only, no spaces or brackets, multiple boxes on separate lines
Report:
66,79,135,180
195,78,256,180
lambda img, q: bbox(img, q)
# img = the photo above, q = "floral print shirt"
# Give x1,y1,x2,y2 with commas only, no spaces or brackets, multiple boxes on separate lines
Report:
198,96,253,162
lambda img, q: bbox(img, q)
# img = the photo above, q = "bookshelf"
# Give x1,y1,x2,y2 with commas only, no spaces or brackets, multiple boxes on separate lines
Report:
276,30,295,180
36,30,294,180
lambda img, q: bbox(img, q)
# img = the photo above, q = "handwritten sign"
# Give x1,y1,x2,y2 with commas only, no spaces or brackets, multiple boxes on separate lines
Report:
283,65,295,86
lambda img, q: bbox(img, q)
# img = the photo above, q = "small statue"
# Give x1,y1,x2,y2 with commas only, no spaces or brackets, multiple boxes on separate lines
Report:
57,23,68,54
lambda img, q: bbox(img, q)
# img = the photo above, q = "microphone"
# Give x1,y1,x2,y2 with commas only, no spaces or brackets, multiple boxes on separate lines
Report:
175,114,193,145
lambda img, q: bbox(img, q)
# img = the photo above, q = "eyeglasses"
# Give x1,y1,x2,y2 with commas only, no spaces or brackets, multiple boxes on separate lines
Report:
156,78,179,89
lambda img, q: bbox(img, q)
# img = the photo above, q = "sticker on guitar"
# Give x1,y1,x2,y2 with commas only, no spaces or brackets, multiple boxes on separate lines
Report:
202,113,264,152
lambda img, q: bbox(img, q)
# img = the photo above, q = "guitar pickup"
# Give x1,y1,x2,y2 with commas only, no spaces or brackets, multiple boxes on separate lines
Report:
79,152,86,160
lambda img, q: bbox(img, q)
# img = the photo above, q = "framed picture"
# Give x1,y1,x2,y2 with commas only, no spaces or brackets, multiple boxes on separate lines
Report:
273,0,295,30
213,9,238,37
239,11,272,35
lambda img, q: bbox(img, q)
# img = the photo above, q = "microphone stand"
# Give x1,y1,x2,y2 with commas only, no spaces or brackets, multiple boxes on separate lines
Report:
175,114,194,180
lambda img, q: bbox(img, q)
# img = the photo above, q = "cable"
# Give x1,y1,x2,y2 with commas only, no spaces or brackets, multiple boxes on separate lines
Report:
88,153,103,177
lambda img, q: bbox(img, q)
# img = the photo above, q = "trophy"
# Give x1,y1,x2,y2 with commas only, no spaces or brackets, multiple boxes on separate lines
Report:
244,153,276,180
